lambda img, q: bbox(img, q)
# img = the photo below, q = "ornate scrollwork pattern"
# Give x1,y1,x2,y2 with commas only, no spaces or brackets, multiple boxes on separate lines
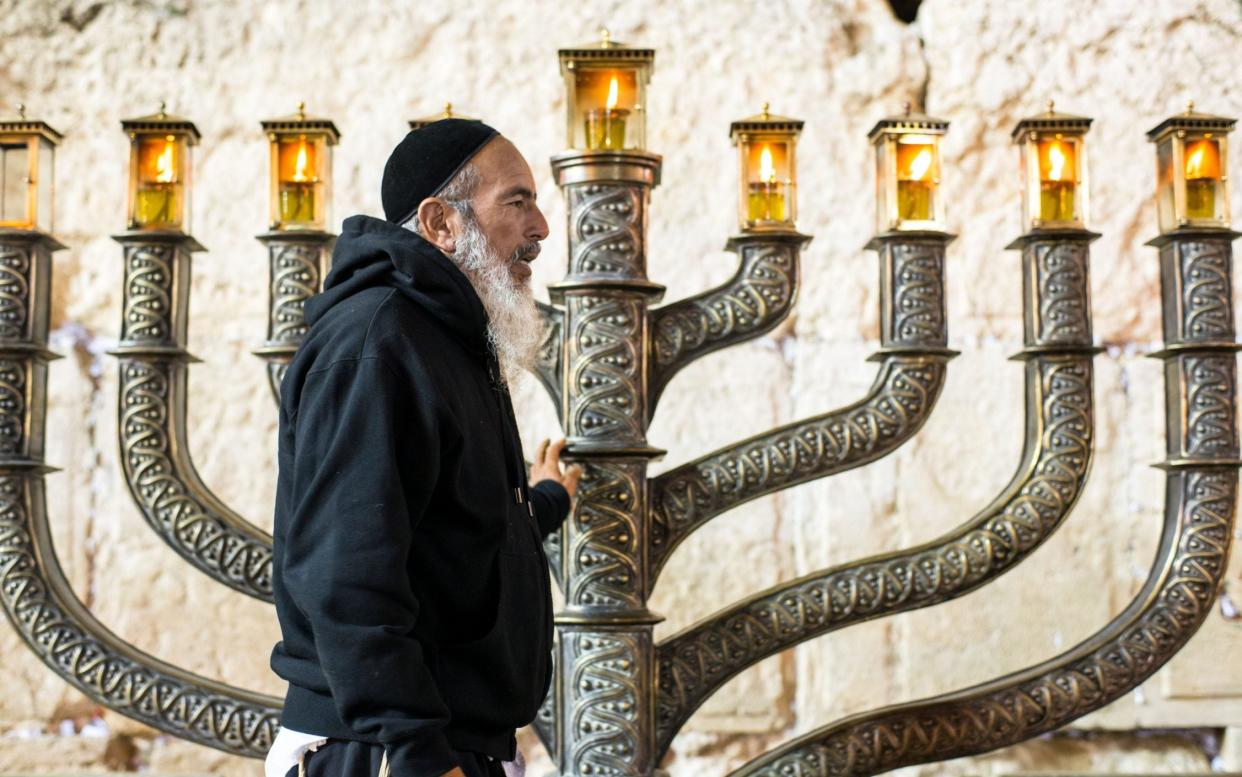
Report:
1176,240,1233,341
1182,355,1239,457
534,301,564,421
119,359,274,600
121,243,176,344
649,356,948,579
566,630,647,777
655,357,1093,755
649,240,799,409
533,642,559,767
567,295,645,443
1032,241,1091,344
567,460,644,609
569,184,645,277
886,242,946,346
0,473,281,756
730,469,1235,777
0,245,31,341
0,360,26,456
268,242,321,344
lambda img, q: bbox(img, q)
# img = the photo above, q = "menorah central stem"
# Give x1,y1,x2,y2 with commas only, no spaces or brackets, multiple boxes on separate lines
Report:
548,151,666,777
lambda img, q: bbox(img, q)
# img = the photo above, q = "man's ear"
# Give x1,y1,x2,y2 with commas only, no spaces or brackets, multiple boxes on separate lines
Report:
415,198,457,254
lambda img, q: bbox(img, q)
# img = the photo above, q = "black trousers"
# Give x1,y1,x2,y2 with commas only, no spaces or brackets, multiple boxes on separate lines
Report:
286,738,505,777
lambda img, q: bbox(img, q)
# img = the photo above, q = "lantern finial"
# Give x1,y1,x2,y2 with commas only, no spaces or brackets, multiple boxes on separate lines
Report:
761,102,770,119
903,101,912,116
1186,100,1195,114
444,102,453,116
1046,99,1055,115
158,100,167,118
600,27,610,45
296,101,306,119
16,103,25,119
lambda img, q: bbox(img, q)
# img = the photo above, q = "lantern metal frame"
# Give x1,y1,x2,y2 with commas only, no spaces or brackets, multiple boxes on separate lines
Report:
1147,105,1235,234
408,103,480,132
121,105,200,232
261,103,339,232
730,105,803,233
558,30,654,152
0,107,62,233
1012,107,1092,231
868,109,950,234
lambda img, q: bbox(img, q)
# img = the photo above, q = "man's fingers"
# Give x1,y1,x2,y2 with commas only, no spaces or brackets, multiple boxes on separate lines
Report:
535,438,550,464
548,437,567,464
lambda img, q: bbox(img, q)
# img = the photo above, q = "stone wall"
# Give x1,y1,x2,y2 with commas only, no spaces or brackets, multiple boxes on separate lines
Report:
1,0,1241,774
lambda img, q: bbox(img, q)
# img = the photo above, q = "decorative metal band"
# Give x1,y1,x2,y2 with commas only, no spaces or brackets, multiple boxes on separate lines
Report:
266,361,290,405
1025,239,1093,347
567,184,647,278
0,472,282,757
0,358,31,458
118,358,274,601
648,236,802,413
267,241,323,345
120,242,187,346
0,244,32,341
566,294,646,445
566,459,646,610
1162,238,1235,344
727,468,1236,777
1168,355,1239,459
562,628,652,776
648,355,948,582
534,301,565,423
655,356,1093,756
880,240,947,348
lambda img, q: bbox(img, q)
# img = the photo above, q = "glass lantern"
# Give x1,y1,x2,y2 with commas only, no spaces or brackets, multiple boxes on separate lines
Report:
1147,103,1234,233
558,29,654,151
0,105,61,232
868,106,949,233
262,103,339,231
122,104,199,231
409,103,480,131
1013,104,1092,230
730,104,802,232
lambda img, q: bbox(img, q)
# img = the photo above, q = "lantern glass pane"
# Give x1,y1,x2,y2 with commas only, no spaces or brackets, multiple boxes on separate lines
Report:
895,135,937,222
134,134,186,228
572,68,639,150
1156,138,1176,232
275,135,325,228
741,138,794,227
37,139,54,232
1036,136,1078,222
1184,136,1222,221
0,142,30,226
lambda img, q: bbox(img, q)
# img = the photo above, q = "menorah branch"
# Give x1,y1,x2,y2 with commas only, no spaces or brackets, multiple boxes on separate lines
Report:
647,232,807,418
727,229,1236,777
254,231,332,405
111,233,275,602
647,235,953,586
0,230,282,759
654,233,1098,757
534,301,565,423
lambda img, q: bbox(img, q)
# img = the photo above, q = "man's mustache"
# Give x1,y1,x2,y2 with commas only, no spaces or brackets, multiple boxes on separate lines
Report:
510,242,541,264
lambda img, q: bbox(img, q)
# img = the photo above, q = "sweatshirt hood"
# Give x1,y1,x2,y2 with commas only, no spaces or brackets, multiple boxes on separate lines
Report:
305,214,491,356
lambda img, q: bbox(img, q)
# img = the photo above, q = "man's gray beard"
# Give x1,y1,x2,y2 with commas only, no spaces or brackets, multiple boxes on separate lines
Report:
450,214,543,388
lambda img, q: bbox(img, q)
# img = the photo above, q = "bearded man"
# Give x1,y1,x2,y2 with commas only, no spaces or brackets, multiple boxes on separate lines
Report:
266,119,582,777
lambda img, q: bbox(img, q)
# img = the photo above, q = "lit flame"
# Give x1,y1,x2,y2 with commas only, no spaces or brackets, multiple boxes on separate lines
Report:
759,145,776,184
1047,142,1066,182
606,77,619,110
155,137,175,183
907,147,932,181
292,139,310,182
1186,143,1207,179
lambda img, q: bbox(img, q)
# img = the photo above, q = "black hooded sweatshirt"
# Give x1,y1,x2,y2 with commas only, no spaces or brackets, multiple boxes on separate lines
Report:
269,214,568,777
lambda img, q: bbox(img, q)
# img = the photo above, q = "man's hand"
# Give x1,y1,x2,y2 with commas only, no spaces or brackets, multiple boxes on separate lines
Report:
440,768,466,777
530,437,584,500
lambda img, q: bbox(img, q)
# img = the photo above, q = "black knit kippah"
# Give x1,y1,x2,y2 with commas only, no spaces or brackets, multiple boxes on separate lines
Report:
381,118,499,225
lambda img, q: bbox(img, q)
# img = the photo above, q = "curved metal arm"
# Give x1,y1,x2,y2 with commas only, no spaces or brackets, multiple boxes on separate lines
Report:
728,466,1235,776
253,232,333,406
654,354,1092,757
726,231,1237,777
647,233,807,418
112,234,274,601
533,301,564,422
649,235,955,586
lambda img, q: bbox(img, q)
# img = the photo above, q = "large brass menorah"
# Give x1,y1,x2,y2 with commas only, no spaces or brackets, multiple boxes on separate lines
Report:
0,38,1237,777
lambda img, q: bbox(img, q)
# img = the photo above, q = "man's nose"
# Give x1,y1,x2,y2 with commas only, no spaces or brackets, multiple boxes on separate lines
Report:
528,203,550,244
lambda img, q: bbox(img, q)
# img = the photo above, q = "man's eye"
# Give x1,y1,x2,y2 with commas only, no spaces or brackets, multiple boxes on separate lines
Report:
510,200,527,208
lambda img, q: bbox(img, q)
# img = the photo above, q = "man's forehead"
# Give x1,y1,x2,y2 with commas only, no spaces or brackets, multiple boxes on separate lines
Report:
475,137,535,191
